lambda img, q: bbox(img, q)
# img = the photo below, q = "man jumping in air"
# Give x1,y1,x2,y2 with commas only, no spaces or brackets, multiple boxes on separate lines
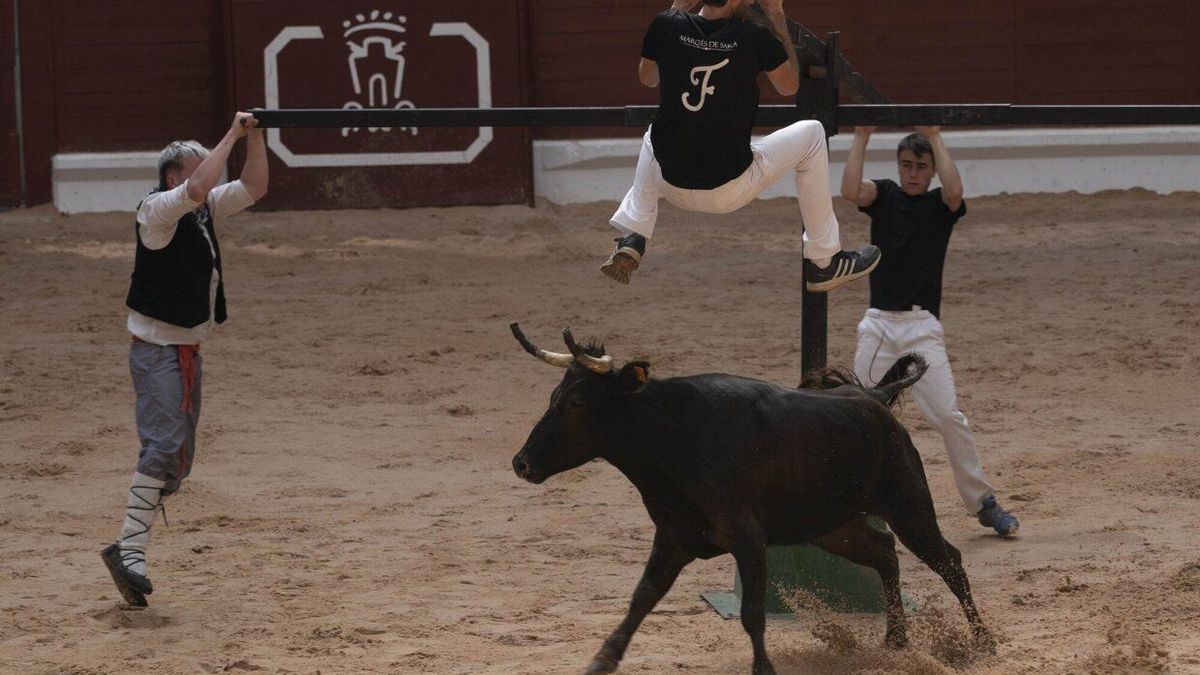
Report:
602,0,880,290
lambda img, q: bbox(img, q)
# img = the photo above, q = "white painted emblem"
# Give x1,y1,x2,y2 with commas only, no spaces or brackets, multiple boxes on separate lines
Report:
263,11,494,167
681,58,729,112
340,10,417,137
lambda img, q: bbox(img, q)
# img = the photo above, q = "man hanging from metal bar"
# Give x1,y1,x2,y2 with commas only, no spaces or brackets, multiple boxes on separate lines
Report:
841,126,1019,537
601,0,880,290
101,112,270,606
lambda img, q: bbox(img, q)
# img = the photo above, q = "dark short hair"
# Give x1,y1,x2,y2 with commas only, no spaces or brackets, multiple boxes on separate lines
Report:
702,0,729,6
897,133,933,161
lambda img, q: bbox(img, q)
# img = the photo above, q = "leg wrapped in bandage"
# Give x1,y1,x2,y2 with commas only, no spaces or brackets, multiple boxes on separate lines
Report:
101,472,166,606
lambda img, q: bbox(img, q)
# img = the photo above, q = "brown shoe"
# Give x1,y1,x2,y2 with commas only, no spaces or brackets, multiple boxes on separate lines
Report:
600,234,646,285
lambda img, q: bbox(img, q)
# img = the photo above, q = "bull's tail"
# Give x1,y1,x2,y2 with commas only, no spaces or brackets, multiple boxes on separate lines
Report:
871,353,928,409
799,353,928,410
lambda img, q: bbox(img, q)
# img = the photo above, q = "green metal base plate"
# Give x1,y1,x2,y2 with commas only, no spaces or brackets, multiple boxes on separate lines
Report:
699,590,745,620
700,519,919,618
700,588,920,620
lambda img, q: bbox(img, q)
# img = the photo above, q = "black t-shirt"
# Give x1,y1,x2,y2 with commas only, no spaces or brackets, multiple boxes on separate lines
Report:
641,10,788,189
860,179,967,319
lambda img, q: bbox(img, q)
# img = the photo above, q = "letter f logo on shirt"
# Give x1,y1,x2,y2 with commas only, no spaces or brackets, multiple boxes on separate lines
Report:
681,58,730,112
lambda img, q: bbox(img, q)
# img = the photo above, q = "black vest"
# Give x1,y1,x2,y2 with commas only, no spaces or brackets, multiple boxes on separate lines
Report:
125,195,227,329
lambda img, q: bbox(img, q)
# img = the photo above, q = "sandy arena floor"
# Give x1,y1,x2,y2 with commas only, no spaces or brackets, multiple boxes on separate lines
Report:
1,190,1198,674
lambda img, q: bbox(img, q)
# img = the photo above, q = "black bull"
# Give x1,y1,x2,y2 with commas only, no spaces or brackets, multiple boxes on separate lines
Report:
509,324,993,675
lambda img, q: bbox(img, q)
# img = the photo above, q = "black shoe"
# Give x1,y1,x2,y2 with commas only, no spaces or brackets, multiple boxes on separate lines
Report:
804,245,881,292
600,234,647,285
101,543,152,607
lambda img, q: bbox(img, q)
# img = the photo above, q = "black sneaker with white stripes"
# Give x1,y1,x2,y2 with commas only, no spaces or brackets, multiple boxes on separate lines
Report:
600,233,647,285
804,245,882,292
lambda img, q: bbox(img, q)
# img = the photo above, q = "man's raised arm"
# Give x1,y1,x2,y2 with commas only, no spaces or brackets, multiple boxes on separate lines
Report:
842,126,878,208
759,0,800,97
917,126,963,211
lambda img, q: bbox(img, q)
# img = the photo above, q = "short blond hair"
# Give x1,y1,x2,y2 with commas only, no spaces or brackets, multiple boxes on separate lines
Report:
156,140,209,191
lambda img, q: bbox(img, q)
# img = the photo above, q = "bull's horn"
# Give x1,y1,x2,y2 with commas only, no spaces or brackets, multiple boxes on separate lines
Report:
510,323,574,368
562,328,613,374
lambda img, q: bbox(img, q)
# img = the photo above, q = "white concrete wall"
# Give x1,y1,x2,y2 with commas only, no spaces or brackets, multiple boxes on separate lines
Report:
53,152,159,214
534,126,1200,205
52,127,1200,213
53,152,233,214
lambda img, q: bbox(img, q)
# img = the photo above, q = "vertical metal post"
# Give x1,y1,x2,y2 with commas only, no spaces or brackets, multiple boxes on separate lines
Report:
13,0,27,206
821,32,840,137
799,32,839,377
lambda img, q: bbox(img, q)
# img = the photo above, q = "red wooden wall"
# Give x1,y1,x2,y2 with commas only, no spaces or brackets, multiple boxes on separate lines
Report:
1013,0,1200,103
49,2,229,152
529,0,1200,137
12,0,228,206
797,0,1200,104
8,0,1200,207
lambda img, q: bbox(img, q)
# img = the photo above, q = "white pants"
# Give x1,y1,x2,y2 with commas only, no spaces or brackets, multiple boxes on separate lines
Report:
854,308,995,512
609,119,842,261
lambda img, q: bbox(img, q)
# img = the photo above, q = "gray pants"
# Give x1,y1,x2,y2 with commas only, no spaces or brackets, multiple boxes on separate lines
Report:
129,341,202,495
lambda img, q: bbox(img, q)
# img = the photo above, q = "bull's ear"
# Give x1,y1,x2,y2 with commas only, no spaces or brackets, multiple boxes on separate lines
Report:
615,360,651,394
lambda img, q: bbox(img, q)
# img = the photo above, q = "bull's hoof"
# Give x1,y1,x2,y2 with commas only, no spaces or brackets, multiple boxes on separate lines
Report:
751,659,777,675
884,629,910,650
972,627,998,655
584,656,618,673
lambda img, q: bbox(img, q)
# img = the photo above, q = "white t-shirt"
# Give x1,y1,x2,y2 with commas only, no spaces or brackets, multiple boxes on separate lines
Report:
127,180,256,345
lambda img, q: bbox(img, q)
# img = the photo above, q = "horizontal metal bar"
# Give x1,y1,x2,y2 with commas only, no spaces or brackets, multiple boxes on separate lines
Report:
250,105,1200,129
251,107,812,128
251,107,658,128
840,104,1200,126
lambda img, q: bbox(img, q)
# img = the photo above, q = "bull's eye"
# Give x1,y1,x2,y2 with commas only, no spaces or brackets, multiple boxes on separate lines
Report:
568,396,584,409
